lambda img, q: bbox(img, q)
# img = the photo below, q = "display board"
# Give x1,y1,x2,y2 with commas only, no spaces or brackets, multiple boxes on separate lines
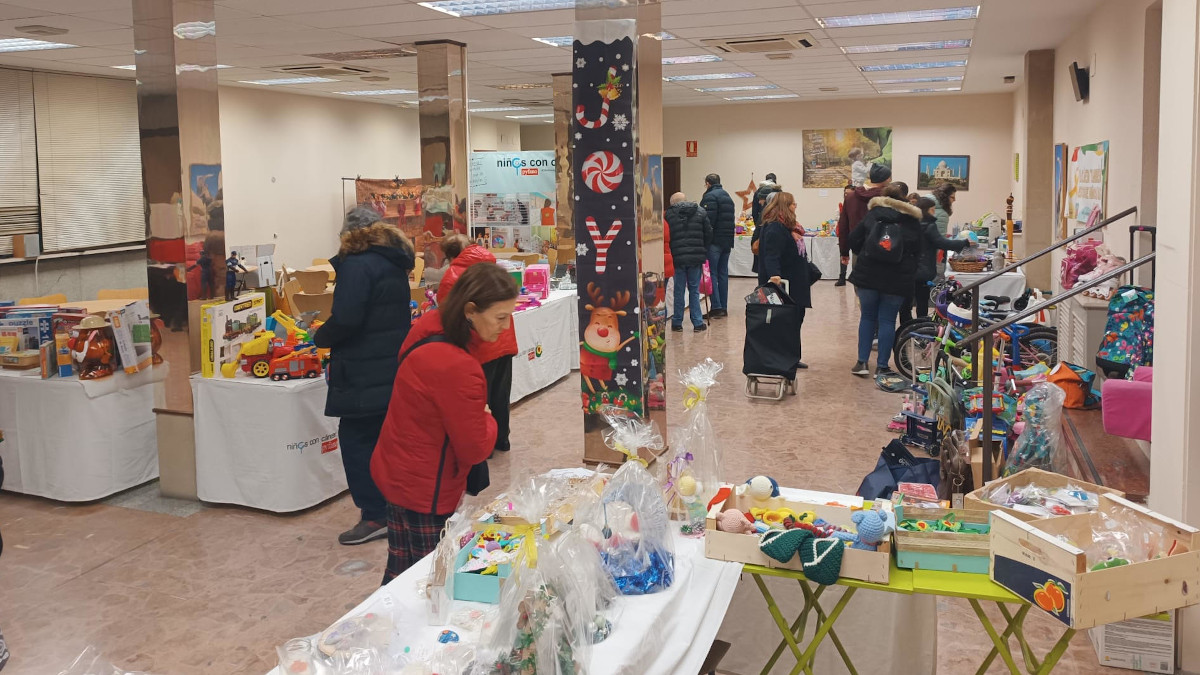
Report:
1067,141,1109,225
469,151,557,254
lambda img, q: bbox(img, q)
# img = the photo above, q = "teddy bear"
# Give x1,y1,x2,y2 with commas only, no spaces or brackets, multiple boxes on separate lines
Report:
846,509,895,551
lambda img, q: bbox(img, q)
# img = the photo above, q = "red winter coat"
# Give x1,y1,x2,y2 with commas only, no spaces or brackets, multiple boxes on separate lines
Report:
371,310,497,515
663,218,675,279
436,244,519,363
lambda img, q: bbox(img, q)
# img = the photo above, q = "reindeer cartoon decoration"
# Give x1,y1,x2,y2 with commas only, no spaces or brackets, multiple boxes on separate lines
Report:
580,282,638,393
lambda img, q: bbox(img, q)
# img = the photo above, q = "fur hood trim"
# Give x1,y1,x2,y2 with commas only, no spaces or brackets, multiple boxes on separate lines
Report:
339,222,414,257
868,196,923,219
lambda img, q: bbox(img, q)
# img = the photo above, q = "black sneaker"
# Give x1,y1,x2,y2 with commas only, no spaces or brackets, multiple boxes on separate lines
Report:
694,323,708,332
712,308,728,318
796,361,809,369
834,278,847,287
338,519,387,545
671,324,684,332
850,361,870,376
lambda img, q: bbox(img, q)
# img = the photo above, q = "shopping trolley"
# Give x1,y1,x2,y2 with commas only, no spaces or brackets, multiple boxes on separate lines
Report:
743,280,800,401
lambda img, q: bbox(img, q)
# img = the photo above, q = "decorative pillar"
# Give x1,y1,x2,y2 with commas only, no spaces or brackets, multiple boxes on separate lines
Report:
574,0,667,463
133,0,224,498
1019,49,1054,287
553,72,576,263
416,40,470,262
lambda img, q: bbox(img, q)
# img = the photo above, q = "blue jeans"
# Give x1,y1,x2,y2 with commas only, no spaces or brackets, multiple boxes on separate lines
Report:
706,244,731,310
856,287,906,369
673,265,703,328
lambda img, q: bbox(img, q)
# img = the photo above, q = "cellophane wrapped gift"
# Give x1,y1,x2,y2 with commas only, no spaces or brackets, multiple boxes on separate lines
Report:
590,459,675,595
58,647,161,675
662,359,724,535
425,499,480,624
1002,383,1067,477
601,408,664,464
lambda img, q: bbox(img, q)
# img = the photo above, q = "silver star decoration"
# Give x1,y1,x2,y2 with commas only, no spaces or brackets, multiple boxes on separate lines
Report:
576,57,586,68
576,242,589,256
615,372,628,387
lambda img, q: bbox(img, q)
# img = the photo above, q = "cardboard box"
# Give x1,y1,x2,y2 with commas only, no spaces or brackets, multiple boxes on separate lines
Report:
705,486,892,584
290,292,333,322
990,495,1200,629
893,505,992,574
965,468,1123,522
108,300,153,374
452,532,518,604
199,293,266,378
0,349,40,369
1089,611,1176,673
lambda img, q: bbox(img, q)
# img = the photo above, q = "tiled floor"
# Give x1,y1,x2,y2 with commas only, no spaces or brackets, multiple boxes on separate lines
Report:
0,279,1133,674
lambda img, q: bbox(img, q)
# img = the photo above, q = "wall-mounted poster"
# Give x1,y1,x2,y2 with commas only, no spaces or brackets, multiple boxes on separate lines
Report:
469,151,556,252
1068,141,1109,224
354,177,433,261
917,155,971,191
1053,143,1068,240
802,127,893,188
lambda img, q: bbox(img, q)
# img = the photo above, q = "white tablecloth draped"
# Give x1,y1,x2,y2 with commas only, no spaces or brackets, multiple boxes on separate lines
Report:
730,236,843,280
0,369,158,501
192,374,346,513
510,289,579,403
945,266,1028,303
730,236,755,277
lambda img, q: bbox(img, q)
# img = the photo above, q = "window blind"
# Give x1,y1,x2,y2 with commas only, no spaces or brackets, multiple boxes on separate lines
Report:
0,69,38,256
32,72,145,253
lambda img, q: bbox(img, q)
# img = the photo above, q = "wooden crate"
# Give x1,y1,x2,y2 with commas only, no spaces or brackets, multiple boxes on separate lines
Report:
989,494,1200,629
893,506,992,574
965,467,1123,522
704,487,891,584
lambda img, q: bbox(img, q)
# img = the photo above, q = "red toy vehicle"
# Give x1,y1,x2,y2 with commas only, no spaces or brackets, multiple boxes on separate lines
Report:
268,347,322,381
229,333,295,378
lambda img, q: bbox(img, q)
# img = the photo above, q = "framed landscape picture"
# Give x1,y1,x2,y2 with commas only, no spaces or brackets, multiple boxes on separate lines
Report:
917,154,970,191
801,127,892,188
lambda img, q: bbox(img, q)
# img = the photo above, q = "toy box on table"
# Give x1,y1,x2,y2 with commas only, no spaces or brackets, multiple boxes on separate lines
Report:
705,486,892,584
893,504,992,574
199,293,266,378
990,494,1200,629
965,467,1123,522
452,529,527,604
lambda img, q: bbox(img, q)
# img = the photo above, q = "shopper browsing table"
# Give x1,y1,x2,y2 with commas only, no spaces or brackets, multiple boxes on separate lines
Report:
700,173,736,318
373,263,517,582
901,196,972,321
313,207,415,546
834,183,855,286
757,191,812,369
665,192,713,332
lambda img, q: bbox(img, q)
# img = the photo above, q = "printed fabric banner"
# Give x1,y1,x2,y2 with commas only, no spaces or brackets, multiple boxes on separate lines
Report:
355,177,453,267
802,127,893,188
1068,141,1109,224
469,151,557,253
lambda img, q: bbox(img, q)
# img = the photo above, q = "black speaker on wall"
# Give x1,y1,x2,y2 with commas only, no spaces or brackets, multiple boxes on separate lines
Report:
1070,61,1090,102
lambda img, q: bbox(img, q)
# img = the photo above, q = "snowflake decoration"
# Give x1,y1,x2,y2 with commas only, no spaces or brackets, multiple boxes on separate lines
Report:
576,242,589,257
599,56,604,62
616,53,622,59
622,142,628,147
611,114,629,131
626,347,632,352
615,372,628,387
623,196,629,201
574,132,582,140
633,307,639,314
621,63,630,72
576,57,586,68
631,359,639,367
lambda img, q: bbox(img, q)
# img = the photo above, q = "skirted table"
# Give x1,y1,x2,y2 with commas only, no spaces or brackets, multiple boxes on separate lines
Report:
510,289,579,403
730,236,843,280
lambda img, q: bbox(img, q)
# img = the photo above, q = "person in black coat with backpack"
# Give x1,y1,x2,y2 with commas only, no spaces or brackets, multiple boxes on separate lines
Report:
901,195,972,321
757,191,812,368
847,183,923,377
700,173,737,317
666,192,713,332
314,206,415,546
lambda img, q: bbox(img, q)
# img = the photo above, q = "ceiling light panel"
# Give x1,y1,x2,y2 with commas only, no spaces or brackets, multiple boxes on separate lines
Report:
470,106,528,112
696,84,779,92
492,83,551,90
664,72,755,82
662,54,722,65
871,76,963,85
0,38,76,52
860,60,967,72
532,35,571,47
506,113,554,119
816,6,980,29
420,0,574,17
335,89,417,95
725,94,799,101
239,76,338,85
841,39,972,54
881,87,962,94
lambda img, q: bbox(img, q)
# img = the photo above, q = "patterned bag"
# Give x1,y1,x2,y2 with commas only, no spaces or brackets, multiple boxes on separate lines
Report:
1096,286,1155,379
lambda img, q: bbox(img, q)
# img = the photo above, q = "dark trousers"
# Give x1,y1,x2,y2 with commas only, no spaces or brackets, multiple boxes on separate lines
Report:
225,271,237,300
338,414,388,524
797,307,807,361
899,280,932,322
481,355,513,451
382,503,448,585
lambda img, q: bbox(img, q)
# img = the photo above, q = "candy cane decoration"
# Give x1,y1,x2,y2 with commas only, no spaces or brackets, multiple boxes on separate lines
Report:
585,217,622,273
576,66,619,129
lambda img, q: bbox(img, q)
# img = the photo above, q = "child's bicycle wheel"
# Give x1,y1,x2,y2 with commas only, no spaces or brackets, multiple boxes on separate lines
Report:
1017,325,1059,367
893,329,940,382
893,319,938,367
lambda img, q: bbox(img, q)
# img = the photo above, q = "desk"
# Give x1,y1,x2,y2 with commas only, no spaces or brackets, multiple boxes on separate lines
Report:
510,289,579,403
0,368,158,501
191,374,346,513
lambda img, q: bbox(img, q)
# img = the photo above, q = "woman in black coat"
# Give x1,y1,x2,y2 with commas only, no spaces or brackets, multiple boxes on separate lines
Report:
757,191,812,368
901,196,972,321
313,206,415,545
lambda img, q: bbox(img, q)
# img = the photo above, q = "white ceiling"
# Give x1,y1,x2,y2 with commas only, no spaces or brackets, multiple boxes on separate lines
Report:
0,0,1108,120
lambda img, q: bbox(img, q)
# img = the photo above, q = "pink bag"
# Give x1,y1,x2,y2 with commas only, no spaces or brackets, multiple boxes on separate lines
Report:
700,261,713,296
1059,239,1102,289
1101,367,1153,441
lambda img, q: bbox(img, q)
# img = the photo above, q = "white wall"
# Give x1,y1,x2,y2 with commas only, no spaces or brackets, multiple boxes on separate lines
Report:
663,94,1015,231
469,117,522,152
521,123,556,151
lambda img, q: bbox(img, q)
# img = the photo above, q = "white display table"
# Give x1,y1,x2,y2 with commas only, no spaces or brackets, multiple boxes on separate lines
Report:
730,235,755,277
729,235,843,280
510,289,579,403
265,533,741,675
192,374,346,513
946,265,1028,303
0,368,158,501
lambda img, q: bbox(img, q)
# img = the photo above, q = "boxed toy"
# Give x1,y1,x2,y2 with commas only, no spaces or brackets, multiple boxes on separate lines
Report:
199,293,266,378
966,467,1122,522
108,300,153,374
452,528,528,604
1089,611,1175,674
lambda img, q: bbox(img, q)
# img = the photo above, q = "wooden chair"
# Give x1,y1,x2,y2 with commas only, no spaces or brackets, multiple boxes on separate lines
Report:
97,287,149,301
311,258,330,267
293,270,330,295
411,257,426,284
18,293,67,305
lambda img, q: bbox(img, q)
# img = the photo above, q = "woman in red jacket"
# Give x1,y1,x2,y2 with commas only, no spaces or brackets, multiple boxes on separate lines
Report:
373,262,518,582
437,235,520,454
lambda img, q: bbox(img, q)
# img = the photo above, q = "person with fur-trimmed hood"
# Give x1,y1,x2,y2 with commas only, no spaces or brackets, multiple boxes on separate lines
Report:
314,206,415,546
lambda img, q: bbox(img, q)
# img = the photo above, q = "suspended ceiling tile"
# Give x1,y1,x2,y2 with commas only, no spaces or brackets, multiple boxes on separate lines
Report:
224,29,360,48
0,12,128,35
216,0,409,16
666,11,813,31
55,29,133,48
0,3,44,21
217,17,319,37
663,0,803,16
3,0,129,12
287,4,445,29
466,8,573,29
339,18,492,40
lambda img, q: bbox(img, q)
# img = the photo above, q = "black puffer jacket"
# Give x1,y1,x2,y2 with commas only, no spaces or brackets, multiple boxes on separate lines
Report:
848,197,924,298
314,223,415,418
917,214,969,282
701,183,737,250
752,181,780,226
665,201,713,268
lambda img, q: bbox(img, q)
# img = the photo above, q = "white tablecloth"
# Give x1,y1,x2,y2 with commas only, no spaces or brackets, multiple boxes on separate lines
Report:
730,236,843,280
192,374,346,513
730,236,755,277
265,534,742,675
0,369,158,501
510,289,579,403
946,266,1028,303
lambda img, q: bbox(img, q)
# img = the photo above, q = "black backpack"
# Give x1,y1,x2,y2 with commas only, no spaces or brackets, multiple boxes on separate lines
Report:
860,217,905,265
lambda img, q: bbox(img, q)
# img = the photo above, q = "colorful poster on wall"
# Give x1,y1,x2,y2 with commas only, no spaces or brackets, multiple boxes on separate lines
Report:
802,127,893,188
1067,141,1109,224
1053,143,1068,240
917,155,970,191
354,177,437,262
469,151,556,253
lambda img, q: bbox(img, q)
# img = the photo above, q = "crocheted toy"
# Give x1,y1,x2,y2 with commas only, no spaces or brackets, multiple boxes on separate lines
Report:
745,475,779,501
847,510,894,551
716,508,755,534
758,529,845,585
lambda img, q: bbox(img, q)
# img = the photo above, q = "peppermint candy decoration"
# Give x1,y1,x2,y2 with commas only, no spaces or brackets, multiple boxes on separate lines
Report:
581,151,624,194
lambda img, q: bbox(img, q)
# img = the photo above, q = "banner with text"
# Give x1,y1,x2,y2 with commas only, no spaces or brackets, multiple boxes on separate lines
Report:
469,151,557,253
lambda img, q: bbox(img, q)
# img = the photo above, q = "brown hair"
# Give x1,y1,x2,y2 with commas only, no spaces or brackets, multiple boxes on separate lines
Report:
883,183,908,201
760,191,797,229
440,263,518,348
441,234,471,261
931,182,957,216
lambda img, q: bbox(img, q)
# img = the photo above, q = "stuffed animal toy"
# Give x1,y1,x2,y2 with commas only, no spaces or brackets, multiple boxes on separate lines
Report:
745,475,779,501
848,509,894,551
716,508,755,534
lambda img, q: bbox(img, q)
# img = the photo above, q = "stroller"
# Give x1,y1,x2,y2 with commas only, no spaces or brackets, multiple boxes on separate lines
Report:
743,281,800,400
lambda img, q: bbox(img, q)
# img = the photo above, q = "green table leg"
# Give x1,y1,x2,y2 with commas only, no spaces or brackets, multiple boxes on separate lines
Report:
970,598,1023,674
790,587,858,675
999,603,1041,673
974,603,1030,674
969,600,1077,675
1031,629,1076,675
798,581,858,675
752,573,808,675
759,578,822,675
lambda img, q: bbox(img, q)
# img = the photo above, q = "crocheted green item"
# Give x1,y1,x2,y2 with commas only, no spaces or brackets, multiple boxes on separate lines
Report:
800,536,845,585
759,528,811,564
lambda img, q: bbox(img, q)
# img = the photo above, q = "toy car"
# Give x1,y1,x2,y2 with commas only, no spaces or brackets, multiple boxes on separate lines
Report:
229,332,295,378
268,347,322,381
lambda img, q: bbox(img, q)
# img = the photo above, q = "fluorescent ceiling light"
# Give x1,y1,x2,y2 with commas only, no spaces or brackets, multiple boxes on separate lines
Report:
335,88,416,95
643,31,676,40
725,94,799,101
696,84,778,92
419,0,573,17
506,113,554,119
533,35,572,47
0,37,75,52
492,83,551,90
817,6,979,28
662,55,722,65
871,76,963,85
238,76,338,85
114,64,232,70
664,72,754,82
470,106,528,112
881,86,962,94
860,60,967,72
842,39,972,54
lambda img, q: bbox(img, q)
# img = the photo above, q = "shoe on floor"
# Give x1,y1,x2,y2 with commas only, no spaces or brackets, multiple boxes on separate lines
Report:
339,520,387,545
796,361,809,369
694,323,708,332
834,279,847,287
671,324,684,332
712,308,728,317
850,361,870,376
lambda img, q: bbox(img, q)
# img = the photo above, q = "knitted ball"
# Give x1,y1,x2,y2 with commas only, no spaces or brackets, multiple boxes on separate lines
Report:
678,475,698,497
747,475,776,501
717,508,753,534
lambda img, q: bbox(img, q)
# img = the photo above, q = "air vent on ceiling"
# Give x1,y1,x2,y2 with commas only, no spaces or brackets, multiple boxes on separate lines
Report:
819,86,839,92
361,75,390,82
701,33,817,54
304,46,416,61
765,52,793,61
16,24,69,36
273,64,380,78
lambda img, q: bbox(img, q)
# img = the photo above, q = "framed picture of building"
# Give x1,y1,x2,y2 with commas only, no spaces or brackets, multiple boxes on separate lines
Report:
917,155,971,191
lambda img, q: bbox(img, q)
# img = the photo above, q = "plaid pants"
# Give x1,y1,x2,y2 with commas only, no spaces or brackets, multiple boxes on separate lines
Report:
382,503,449,586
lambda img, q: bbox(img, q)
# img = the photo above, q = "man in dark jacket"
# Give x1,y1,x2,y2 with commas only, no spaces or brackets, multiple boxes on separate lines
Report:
700,173,736,317
313,206,415,545
665,192,712,332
